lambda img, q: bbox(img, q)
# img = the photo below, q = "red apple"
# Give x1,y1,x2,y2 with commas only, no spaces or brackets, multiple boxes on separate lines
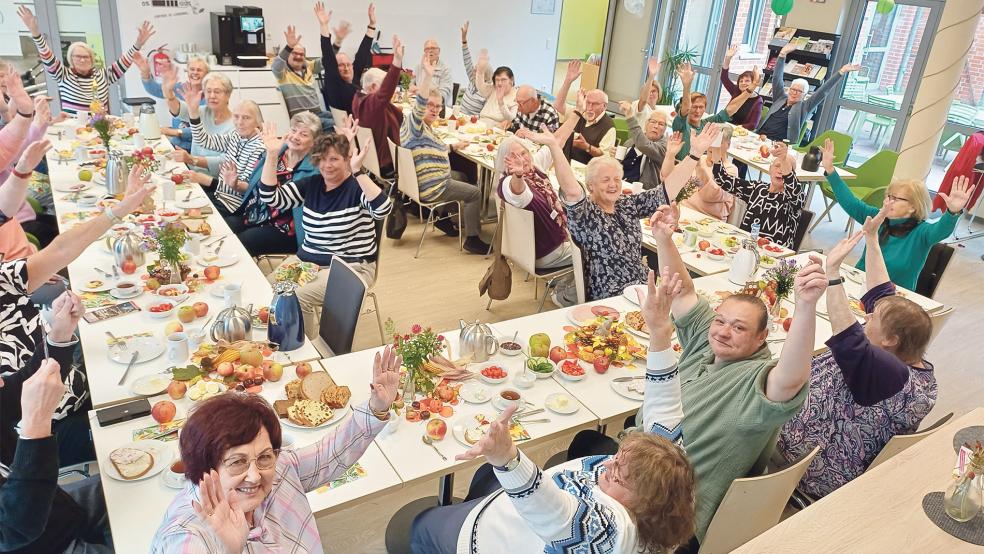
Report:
426,418,448,441
592,353,611,374
470,115,478,124
193,302,209,318
258,307,269,324
152,400,176,424
170,173,184,185
234,366,251,382
203,265,220,281
263,362,283,382
217,361,234,377
548,346,567,364
167,381,187,400
759,144,771,158
121,260,137,274
486,143,494,152
141,146,154,156
698,240,710,251
295,361,312,379
782,317,793,332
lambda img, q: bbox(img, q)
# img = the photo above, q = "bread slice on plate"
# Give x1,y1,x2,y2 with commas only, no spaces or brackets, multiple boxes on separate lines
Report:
274,399,296,419
109,446,154,480
287,399,333,427
284,379,303,400
300,371,333,401
320,385,351,409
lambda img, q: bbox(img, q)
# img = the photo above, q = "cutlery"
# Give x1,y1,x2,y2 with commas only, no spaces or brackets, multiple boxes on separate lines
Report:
203,234,228,246
143,427,179,441
515,418,550,424
421,435,447,461
118,350,139,385
612,376,645,383
183,190,194,202
105,331,126,350
213,237,227,254
512,408,544,419
93,267,112,278
112,265,120,279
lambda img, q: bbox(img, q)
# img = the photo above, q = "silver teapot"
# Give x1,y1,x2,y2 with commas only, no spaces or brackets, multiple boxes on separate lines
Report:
458,319,499,363
211,305,253,343
112,231,146,270
105,150,128,198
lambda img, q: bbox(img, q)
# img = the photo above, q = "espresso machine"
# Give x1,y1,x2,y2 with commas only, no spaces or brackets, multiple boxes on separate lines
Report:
211,6,266,67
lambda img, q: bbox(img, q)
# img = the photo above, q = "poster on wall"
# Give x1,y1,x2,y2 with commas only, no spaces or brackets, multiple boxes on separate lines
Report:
531,0,556,16
139,0,205,15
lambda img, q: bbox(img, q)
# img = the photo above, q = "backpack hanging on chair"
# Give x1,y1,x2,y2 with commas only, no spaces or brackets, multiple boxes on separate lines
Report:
478,204,511,300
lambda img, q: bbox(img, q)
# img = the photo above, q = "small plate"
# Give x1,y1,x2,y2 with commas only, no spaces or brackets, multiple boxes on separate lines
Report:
195,253,239,268
610,377,645,401
108,336,165,364
567,304,621,326
492,396,528,413
622,284,646,305
545,393,579,415
53,182,90,193
176,197,209,209
79,278,113,293
110,287,143,299
459,382,491,404
101,440,171,482
280,405,349,430
130,373,171,396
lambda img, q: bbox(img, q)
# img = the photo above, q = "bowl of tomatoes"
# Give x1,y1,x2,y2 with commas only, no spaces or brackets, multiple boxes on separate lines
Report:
477,364,509,384
558,359,587,382
706,247,726,262
148,300,176,319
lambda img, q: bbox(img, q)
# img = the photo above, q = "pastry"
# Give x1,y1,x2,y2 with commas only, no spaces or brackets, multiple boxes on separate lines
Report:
274,399,295,418
109,447,154,480
287,399,333,427
284,379,302,400
624,311,648,333
320,385,351,409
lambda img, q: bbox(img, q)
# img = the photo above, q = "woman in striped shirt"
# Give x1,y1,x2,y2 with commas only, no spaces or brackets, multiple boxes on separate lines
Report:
18,6,154,115
260,127,391,340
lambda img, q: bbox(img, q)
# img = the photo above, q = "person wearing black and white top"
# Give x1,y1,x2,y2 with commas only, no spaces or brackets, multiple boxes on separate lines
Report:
183,86,265,218
709,140,806,248
260,123,391,339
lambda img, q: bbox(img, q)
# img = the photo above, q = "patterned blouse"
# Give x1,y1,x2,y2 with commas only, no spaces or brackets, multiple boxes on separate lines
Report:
712,163,806,248
0,261,41,373
563,189,666,300
776,283,938,498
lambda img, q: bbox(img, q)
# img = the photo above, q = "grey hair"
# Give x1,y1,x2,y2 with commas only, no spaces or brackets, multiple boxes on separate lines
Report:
587,89,609,104
585,156,623,188
236,100,264,123
361,67,386,91
186,56,211,73
494,137,529,176
203,73,234,94
290,111,322,136
67,42,96,65
790,78,809,93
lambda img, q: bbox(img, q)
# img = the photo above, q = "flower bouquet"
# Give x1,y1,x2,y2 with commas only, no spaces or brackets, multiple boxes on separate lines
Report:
146,223,190,284
88,100,112,152
385,320,445,401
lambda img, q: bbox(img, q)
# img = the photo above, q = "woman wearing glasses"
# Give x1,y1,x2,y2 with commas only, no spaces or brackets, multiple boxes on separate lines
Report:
18,6,154,115
821,139,976,290
151,346,401,553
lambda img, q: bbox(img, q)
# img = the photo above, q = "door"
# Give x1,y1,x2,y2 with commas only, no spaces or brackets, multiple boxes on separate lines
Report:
603,0,663,102
663,0,737,106
815,0,943,166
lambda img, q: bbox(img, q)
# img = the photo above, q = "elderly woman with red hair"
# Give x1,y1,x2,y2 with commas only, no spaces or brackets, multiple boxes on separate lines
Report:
151,347,400,553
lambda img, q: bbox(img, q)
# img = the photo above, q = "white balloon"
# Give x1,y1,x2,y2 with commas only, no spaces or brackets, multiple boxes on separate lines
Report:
624,0,646,17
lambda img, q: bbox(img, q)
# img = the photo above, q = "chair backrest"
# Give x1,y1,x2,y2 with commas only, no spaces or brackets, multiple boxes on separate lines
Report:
319,258,369,356
797,130,853,166
792,208,814,252
568,235,588,304
612,116,629,145
394,142,423,203
386,137,398,174
867,412,954,471
356,126,383,180
867,95,897,110
842,77,868,102
915,242,954,298
500,202,538,276
927,306,954,347
847,149,899,190
329,106,348,129
700,446,821,554
947,103,977,126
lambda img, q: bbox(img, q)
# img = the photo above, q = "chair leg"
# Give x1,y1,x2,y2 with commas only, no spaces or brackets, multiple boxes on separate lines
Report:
486,219,499,258
458,202,465,251
486,297,493,310
415,210,433,258
823,197,833,222
810,202,837,232
368,292,385,344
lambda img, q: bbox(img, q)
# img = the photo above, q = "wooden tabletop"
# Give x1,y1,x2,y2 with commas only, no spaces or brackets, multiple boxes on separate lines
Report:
734,408,984,552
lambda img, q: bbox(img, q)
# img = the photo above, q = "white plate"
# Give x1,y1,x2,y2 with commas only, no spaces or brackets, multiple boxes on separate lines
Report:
545,393,579,415
459,382,491,404
279,404,349,430
108,336,166,364
53,182,90,193
110,287,143,299
176,197,209,209
209,283,226,299
623,323,649,340
492,396,528,413
609,378,645,401
622,284,646,305
130,373,171,396
451,411,493,448
78,278,114,293
101,440,171,482
195,253,239,268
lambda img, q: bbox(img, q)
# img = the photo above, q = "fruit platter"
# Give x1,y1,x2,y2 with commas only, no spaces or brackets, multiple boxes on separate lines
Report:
561,316,646,373
158,340,285,401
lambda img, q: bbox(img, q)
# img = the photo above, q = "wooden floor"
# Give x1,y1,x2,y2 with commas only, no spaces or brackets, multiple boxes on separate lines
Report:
316,193,984,552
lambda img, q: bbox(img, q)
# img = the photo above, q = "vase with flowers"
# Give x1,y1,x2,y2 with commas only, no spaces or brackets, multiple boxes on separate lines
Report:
762,258,798,319
148,223,189,284
944,441,984,522
385,320,445,402
88,100,112,153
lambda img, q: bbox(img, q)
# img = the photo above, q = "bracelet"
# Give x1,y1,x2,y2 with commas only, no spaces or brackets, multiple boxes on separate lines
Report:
827,277,845,287
370,406,390,420
688,153,701,162
11,168,32,179
17,110,34,119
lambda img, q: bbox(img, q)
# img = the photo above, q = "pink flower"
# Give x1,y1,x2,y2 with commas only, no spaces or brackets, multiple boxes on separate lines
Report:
411,324,422,334
403,334,411,341
437,335,445,342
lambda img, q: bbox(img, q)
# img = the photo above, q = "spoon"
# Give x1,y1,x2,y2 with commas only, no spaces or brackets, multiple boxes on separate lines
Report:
421,435,447,461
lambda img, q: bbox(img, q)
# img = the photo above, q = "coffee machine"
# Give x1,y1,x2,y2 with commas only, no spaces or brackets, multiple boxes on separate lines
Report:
211,6,266,67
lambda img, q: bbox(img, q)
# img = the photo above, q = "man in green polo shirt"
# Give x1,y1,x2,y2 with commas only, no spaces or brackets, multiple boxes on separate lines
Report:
646,203,827,543
671,62,755,160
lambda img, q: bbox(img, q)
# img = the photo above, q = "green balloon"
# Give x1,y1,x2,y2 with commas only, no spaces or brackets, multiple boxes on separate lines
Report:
771,0,794,16
876,0,895,14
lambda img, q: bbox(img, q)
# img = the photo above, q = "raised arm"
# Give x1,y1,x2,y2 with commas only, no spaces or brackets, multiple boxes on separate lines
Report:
161,65,182,118
623,103,665,160
638,56,660,111
927,175,976,243
677,63,694,117
660,132,683,181
720,45,741,97
19,7,65,81
708,142,755,202
100,21,154,85
186,87,232,152
352,3,377,78
474,50,493,98
316,2,344,86
821,138,878,223
0,73,35,168
131,52,165,99
637,268,685,441
460,23,478,88
824,231,865,335
663,125,719,201
766,258,826,402
551,104,582,146
0,141,49,218
801,64,859,114
552,60,581,115
862,207,891,291
526,126,582,203
273,25,303,81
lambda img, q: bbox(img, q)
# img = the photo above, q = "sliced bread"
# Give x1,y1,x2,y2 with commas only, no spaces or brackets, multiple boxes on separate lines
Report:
300,371,333,401
109,446,154,480
320,385,351,409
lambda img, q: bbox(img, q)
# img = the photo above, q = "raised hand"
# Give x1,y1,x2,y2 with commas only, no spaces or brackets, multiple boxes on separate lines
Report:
392,35,404,65
184,86,203,117
161,65,178,96
219,160,238,189
131,51,151,76
192,470,249,553
779,42,797,57
838,63,862,75
333,20,352,43
524,124,559,148
369,345,401,413
118,165,156,214
690,124,721,157
821,137,835,174
504,151,527,177
564,59,582,83
314,2,331,33
575,88,587,113
49,290,84,343
260,121,283,153
17,6,40,36
135,21,155,49
19,359,65,439
676,62,694,86
460,21,469,43
367,3,377,27
824,231,863,274
455,404,518,466
666,131,684,158
863,205,888,238
637,268,681,335
32,95,52,127
939,175,977,213
647,56,660,78
647,202,679,240
420,53,436,78
3,69,33,115
725,44,738,62
14,140,51,175
619,100,636,119
284,25,302,49
795,255,828,305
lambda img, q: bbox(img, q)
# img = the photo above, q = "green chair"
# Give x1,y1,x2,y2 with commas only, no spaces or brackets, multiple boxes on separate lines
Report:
794,130,853,166
25,196,42,215
613,116,629,145
862,95,898,150
756,105,769,129
25,233,40,250
809,149,899,233
935,103,978,162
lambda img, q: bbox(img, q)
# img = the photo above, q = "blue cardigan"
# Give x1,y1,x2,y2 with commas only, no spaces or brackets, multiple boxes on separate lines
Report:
246,146,319,248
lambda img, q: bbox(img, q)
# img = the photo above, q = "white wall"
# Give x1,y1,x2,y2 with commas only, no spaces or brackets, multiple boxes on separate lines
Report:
782,0,846,34
115,0,563,103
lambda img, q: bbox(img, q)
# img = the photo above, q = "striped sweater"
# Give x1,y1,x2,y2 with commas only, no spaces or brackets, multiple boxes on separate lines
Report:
399,94,451,201
259,174,392,266
271,47,325,117
458,350,684,553
31,34,137,115
190,119,265,213
458,43,488,116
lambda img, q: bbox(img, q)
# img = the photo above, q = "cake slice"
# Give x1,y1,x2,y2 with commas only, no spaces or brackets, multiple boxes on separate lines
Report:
274,399,295,419
320,385,351,409
109,447,154,480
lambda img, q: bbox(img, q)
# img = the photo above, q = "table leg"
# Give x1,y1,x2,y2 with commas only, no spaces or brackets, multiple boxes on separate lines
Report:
438,473,455,506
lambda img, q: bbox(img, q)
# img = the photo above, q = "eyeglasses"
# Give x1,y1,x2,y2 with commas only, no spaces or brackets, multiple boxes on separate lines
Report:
425,102,443,111
337,62,353,68
221,448,279,475
71,54,92,61
886,194,910,203
424,47,441,52
789,88,806,94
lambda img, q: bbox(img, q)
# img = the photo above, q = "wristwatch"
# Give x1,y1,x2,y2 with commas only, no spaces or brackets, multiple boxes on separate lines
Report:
827,277,845,287
494,450,522,472
688,153,701,162
353,168,370,177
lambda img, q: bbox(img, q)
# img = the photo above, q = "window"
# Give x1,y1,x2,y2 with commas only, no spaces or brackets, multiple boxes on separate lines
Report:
715,0,781,112
946,12,984,127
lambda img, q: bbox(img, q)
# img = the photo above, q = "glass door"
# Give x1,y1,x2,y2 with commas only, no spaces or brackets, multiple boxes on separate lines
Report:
603,0,663,102
713,0,782,113
815,0,943,166
664,0,735,105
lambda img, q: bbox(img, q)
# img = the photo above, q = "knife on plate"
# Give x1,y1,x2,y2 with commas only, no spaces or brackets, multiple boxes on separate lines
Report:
118,350,139,385
612,376,645,383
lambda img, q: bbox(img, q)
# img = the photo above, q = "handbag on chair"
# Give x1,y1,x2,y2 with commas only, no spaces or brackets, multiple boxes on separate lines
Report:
478,205,511,300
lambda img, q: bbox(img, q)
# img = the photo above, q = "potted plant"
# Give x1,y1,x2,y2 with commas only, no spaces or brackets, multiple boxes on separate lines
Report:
658,47,700,107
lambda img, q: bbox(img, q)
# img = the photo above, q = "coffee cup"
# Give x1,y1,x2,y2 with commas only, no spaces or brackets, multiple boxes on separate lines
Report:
223,283,242,309
163,459,186,489
683,226,699,248
76,110,89,125
167,332,189,363
112,280,140,297
133,134,145,150
162,179,176,202
615,145,627,161
499,389,522,410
